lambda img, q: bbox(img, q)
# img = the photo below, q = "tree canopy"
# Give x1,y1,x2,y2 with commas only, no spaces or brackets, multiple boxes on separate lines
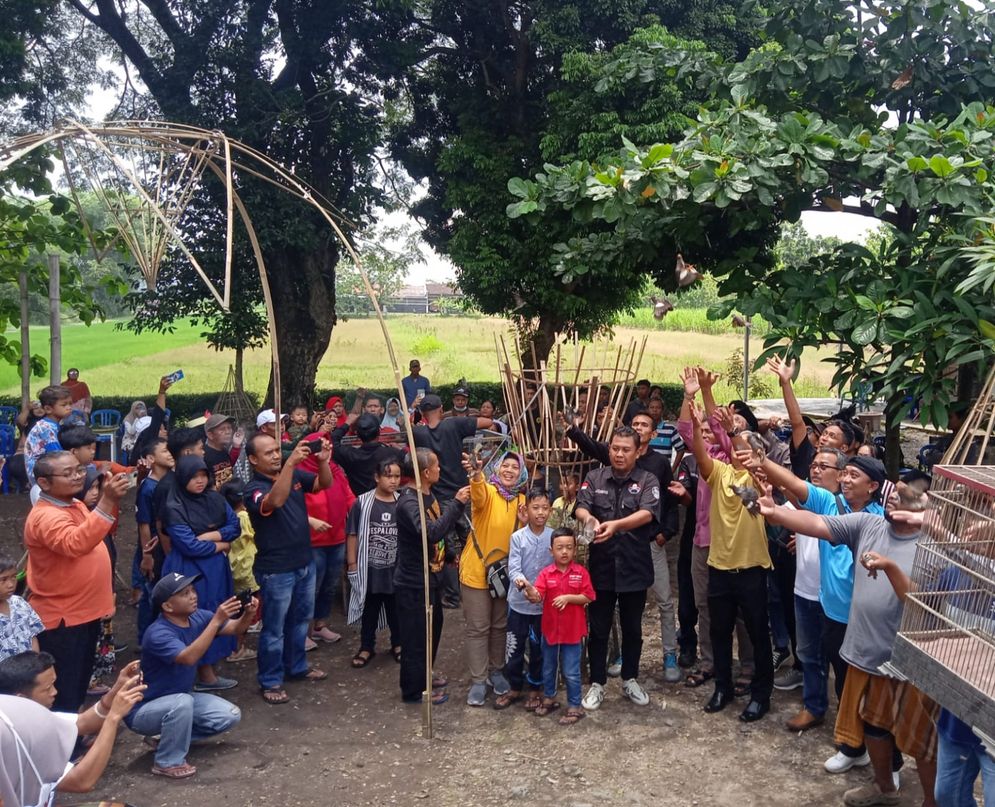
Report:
508,0,995,464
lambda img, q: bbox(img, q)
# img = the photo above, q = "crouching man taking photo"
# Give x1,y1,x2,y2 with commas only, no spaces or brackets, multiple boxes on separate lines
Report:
126,572,257,780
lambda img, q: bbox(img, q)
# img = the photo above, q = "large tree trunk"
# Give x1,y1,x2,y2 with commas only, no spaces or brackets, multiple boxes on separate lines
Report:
234,347,245,395
521,316,559,371
263,244,338,409
884,392,905,479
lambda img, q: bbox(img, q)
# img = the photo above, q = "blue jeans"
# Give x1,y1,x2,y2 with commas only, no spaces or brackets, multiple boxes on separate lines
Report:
126,692,240,768
257,563,316,690
935,732,995,806
541,638,582,707
504,608,543,691
795,594,828,717
312,544,345,622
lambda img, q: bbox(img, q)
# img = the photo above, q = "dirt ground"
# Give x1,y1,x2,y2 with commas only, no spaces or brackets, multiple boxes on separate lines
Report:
0,493,929,807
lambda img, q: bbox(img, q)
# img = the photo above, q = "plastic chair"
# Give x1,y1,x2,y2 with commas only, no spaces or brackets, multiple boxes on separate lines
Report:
90,409,121,463
0,424,15,494
0,406,17,426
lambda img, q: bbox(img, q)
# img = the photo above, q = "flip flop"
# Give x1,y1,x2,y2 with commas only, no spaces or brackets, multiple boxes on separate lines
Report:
431,688,449,705
558,708,585,726
351,651,375,668
152,762,197,778
493,691,523,711
524,693,543,712
534,700,560,717
432,674,448,689
685,669,714,688
734,677,752,697
261,687,290,705
289,667,328,682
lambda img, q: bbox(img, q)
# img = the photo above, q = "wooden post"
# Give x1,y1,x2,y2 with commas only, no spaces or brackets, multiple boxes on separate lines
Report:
19,270,30,408
743,318,752,401
47,254,61,385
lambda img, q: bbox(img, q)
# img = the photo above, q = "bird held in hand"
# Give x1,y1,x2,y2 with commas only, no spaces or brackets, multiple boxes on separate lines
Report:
651,296,675,320
730,484,761,516
675,254,703,287
894,479,929,512
740,430,767,463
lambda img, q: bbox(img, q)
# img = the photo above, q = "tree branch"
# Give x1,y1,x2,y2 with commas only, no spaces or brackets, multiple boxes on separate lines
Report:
137,0,187,49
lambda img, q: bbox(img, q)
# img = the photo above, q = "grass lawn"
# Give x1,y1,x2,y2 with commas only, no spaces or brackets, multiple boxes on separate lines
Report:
1,314,840,400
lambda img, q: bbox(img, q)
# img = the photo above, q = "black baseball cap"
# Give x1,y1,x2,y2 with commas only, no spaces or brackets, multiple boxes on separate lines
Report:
152,572,201,608
419,394,443,412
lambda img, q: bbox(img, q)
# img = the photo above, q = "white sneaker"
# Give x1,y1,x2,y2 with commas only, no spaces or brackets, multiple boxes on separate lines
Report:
582,683,605,711
607,657,622,678
824,750,871,773
622,678,650,706
892,771,900,791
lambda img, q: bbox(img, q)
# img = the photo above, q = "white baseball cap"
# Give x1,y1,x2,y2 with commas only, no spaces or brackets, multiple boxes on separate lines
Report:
255,409,287,428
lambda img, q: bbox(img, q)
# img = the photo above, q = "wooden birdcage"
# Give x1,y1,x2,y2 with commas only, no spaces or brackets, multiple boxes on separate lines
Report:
889,465,995,740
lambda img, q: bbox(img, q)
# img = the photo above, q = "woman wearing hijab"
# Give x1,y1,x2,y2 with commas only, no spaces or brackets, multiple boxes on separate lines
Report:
459,449,528,706
380,397,403,432
120,401,148,455
160,456,239,691
323,396,349,428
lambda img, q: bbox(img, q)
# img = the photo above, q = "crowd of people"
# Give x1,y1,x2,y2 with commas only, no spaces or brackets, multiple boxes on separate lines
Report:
0,355,987,807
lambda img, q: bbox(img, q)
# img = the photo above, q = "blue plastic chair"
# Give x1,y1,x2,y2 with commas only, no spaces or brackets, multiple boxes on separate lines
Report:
0,424,15,494
0,407,17,427
90,409,122,463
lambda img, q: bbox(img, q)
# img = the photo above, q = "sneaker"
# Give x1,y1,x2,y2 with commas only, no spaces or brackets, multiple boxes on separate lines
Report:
842,784,900,806
773,668,804,691
622,678,650,706
607,657,623,678
663,652,682,684
305,637,318,652
771,647,792,671
310,626,341,643
825,750,871,773
488,670,511,696
892,771,900,792
467,682,487,706
226,646,257,663
582,683,605,711
192,676,237,692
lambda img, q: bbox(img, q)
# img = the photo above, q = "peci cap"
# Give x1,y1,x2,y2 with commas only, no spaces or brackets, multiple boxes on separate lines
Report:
152,572,202,608
205,413,235,433
418,394,443,412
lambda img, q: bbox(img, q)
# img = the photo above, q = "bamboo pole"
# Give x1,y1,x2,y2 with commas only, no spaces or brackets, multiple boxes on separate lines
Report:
47,254,60,385
18,271,29,409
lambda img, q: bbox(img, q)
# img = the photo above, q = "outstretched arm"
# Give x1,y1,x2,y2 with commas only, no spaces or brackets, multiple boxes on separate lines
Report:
690,416,714,481
767,355,809,451
696,367,721,417
757,488,832,539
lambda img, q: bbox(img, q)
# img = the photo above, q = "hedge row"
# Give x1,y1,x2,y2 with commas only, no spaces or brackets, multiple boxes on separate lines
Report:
0,382,687,422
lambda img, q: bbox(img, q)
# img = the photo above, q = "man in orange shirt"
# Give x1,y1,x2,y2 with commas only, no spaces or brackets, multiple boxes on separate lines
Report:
24,450,129,712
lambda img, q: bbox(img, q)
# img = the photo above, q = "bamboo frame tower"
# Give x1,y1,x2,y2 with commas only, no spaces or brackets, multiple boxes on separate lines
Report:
496,332,647,475
1,120,440,736
941,362,995,465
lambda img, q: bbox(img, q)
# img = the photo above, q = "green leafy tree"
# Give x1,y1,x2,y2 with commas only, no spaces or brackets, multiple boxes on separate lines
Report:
391,3,759,365
509,0,995,471
336,224,420,319
55,0,416,406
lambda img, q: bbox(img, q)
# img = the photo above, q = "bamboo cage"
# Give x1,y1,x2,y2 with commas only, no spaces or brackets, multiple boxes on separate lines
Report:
889,465,995,740
495,332,647,481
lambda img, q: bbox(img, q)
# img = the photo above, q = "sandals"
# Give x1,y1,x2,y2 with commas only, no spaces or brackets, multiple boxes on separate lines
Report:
152,761,197,778
493,691,523,711
524,692,543,712
431,688,449,705
558,708,585,726
289,667,328,682
352,650,375,668
261,687,290,705
391,646,402,663
432,674,448,689
734,676,752,697
685,669,714,688
534,700,560,717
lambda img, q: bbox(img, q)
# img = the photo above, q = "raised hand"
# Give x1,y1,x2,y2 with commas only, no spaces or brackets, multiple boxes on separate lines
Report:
766,355,796,384
756,483,778,517
695,367,721,390
680,366,700,397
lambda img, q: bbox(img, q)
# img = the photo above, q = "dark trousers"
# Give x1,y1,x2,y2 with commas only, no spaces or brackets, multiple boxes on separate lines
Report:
677,519,698,654
396,585,443,702
588,589,647,684
503,608,543,691
359,592,399,652
38,618,102,712
769,544,798,664
708,566,773,702
822,609,866,757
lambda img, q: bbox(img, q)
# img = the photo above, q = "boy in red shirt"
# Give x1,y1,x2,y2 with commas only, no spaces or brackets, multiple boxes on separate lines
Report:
523,527,595,726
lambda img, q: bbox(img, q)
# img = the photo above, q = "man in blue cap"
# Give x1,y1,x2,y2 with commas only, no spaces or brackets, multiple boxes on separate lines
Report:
125,572,256,780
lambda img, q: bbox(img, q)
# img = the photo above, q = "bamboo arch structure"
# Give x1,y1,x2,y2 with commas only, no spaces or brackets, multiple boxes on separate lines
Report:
0,120,441,736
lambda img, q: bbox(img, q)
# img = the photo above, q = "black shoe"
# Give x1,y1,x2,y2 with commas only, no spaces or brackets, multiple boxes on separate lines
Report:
739,699,770,723
771,647,790,670
678,649,697,669
704,689,734,713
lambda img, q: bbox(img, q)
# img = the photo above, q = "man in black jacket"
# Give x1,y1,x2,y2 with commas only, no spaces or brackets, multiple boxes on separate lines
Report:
574,426,660,711
331,414,404,497
566,412,681,682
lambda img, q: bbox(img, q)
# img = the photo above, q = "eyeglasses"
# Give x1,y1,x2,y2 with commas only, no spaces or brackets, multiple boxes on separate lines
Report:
43,466,88,479
810,462,840,472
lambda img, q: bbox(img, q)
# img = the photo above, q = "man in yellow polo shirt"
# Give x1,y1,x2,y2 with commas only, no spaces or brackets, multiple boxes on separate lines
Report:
689,416,773,723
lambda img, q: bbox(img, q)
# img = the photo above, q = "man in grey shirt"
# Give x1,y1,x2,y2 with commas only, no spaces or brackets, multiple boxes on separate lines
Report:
758,485,938,807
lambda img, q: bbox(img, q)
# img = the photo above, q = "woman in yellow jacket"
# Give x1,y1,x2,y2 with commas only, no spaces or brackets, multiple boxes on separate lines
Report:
460,450,528,706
